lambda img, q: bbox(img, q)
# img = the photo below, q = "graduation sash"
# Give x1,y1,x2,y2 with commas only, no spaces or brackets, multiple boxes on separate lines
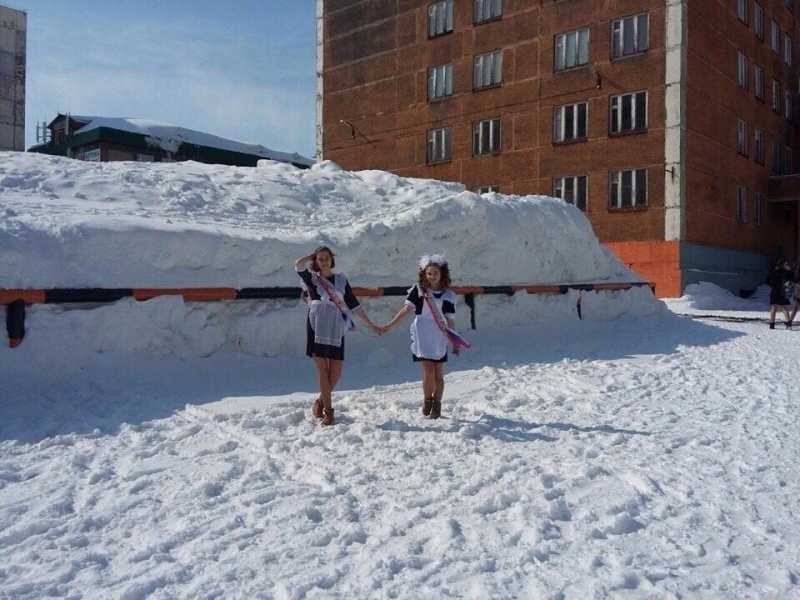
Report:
419,285,470,349
315,273,356,331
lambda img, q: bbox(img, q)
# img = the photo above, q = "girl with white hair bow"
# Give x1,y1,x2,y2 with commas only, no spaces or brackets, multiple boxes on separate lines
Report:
379,253,468,419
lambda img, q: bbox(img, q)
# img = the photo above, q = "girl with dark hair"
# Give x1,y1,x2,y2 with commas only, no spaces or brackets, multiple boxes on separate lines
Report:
295,246,381,426
380,254,467,419
766,259,793,329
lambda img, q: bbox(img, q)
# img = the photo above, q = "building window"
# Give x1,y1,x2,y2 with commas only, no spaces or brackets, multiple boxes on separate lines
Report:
785,0,794,11
754,65,764,100
474,185,499,194
473,50,502,89
428,0,454,38
754,3,764,39
427,127,452,163
738,0,748,23
772,79,782,112
428,64,453,100
553,175,587,211
474,0,501,24
611,13,649,59
754,128,764,163
771,20,780,53
785,146,794,173
554,28,589,71
785,91,794,120
473,117,501,155
772,138,782,172
136,153,154,162
737,52,748,89
784,34,793,65
609,168,647,208
754,192,763,226
736,186,747,222
610,91,647,133
737,119,748,155
553,102,588,142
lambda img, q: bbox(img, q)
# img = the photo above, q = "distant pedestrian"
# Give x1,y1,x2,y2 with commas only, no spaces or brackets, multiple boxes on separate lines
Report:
295,246,381,426
789,262,800,326
766,259,793,329
379,254,469,419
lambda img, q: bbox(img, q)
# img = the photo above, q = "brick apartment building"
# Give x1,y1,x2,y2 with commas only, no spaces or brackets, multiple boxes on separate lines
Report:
316,0,800,297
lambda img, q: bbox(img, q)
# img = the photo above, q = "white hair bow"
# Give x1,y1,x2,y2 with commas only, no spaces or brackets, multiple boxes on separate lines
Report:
419,253,447,269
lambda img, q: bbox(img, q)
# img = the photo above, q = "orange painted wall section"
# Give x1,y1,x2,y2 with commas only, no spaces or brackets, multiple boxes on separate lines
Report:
605,241,682,299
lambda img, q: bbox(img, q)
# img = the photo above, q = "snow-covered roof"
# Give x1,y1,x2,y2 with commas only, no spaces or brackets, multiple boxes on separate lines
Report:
60,114,315,167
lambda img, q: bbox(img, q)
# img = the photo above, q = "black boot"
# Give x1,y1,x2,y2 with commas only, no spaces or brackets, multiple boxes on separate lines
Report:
769,322,775,329
786,321,792,329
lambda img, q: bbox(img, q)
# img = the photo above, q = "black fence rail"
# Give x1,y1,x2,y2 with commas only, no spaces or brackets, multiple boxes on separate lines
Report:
1,281,655,348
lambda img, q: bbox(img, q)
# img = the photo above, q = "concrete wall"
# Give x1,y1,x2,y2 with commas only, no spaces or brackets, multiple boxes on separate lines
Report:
0,5,26,152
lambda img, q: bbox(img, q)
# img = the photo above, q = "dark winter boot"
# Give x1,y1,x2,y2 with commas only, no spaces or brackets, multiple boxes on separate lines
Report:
769,322,775,329
422,396,433,416
321,408,335,426
786,321,792,330
311,397,324,419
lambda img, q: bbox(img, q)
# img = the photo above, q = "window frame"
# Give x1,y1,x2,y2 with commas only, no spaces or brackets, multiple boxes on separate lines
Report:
772,137,782,172
553,175,588,211
754,2,764,39
772,78,782,112
738,52,748,89
736,185,747,222
784,33,793,65
771,20,780,53
608,168,648,209
754,128,764,163
472,117,501,156
474,185,500,194
611,13,649,59
754,192,763,226
554,28,589,72
427,63,453,101
609,91,647,134
474,0,501,24
754,64,765,100
553,102,588,143
428,0,454,38
427,127,452,164
473,50,502,90
738,0,748,23
737,119,748,155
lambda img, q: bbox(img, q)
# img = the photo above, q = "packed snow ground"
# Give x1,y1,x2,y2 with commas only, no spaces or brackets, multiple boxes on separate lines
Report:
1,153,798,599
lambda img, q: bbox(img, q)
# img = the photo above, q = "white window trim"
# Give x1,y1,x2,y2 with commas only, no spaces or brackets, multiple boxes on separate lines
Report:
737,119,748,155
474,0,501,24
554,28,589,71
610,91,647,133
427,127,452,163
754,192,763,226
473,50,502,89
736,185,747,222
609,168,648,208
754,128,764,163
754,3,764,39
553,102,588,142
553,175,588,210
428,0,454,38
611,13,649,59
427,64,453,100
738,52,748,89
473,117,501,156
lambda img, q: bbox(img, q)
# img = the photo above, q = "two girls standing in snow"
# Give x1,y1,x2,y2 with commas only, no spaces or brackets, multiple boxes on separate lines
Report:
295,246,382,426
380,254,466,419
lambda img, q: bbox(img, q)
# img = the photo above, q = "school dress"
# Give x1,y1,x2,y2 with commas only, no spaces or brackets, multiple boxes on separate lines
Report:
767,266,792,306
405,285,457,363
296,266,360,360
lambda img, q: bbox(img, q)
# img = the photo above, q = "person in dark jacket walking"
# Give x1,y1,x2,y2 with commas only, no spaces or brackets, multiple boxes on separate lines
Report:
767,259,793,329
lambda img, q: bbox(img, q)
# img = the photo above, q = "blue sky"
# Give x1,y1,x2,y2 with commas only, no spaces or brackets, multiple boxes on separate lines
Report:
8,0,318,158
